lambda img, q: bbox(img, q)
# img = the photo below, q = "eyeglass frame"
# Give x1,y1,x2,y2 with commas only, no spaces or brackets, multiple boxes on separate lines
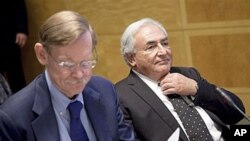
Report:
47,47,98,71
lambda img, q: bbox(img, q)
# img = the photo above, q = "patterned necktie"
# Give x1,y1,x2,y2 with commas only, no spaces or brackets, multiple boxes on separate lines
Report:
168,94,213,141
68,101,89,141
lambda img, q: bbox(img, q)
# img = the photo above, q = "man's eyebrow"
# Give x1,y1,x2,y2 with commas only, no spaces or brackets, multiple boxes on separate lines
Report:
146,37,168,45
161,37,168,42
146,41,157,45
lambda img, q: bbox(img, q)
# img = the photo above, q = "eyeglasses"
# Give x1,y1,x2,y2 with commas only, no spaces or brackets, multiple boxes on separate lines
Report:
139,39,170,54
56,59,97,70
48,51,98,71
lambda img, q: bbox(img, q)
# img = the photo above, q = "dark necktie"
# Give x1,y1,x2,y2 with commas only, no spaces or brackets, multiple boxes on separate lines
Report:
68,101,89,141
168,94,213,141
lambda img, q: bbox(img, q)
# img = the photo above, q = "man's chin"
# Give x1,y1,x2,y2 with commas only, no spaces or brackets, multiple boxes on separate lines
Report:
75,87,85,93
68,85,84,94
156,67,170,75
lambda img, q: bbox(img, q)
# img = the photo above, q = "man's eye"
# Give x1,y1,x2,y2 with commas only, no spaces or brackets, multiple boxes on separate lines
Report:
146,45,157,50
61,61,75,68
80,61,92,67
80,63,89,67
161,42,168,46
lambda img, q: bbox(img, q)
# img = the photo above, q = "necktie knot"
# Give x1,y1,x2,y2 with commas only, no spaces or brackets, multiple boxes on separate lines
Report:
68,101,83,119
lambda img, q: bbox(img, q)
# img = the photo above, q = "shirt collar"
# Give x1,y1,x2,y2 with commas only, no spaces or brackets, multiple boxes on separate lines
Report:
132,69,159,90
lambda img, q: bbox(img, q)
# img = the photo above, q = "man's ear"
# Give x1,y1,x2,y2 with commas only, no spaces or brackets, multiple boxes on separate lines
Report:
126,54,136,67
34,43,48,65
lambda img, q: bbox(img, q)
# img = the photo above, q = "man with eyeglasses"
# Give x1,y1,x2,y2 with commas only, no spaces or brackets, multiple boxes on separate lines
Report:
0,11,139,141
115,18,245,141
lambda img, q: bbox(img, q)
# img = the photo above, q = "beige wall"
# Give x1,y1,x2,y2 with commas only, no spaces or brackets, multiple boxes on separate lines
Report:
23,0,250,114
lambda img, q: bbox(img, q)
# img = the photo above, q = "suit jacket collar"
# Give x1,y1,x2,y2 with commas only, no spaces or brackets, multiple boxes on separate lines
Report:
127,70,189,141
31,73,60,141
31,74,112,141
83,86,112,141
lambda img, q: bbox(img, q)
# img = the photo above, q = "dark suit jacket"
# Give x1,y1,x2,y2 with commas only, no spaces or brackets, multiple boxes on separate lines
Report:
0,73,137,141
115,67,245,141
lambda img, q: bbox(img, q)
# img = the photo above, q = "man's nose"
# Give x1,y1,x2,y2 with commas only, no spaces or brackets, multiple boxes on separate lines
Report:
71,66,86,78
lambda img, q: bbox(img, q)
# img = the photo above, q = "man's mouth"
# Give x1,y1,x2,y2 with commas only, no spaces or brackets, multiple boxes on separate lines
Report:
156,58,170,64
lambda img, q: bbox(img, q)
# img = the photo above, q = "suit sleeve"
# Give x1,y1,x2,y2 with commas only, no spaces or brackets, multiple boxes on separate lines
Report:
106,81,139,141
186,67,245,124
116,99,139,141
89,76,139,141
0,109,23,141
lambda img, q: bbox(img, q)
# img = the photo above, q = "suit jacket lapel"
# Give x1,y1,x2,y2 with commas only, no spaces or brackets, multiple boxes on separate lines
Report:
128,71,189,141
31,74,60,141
83,86,112,141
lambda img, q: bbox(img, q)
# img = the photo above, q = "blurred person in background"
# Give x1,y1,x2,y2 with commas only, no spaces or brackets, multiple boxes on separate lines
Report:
0,0,28,93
